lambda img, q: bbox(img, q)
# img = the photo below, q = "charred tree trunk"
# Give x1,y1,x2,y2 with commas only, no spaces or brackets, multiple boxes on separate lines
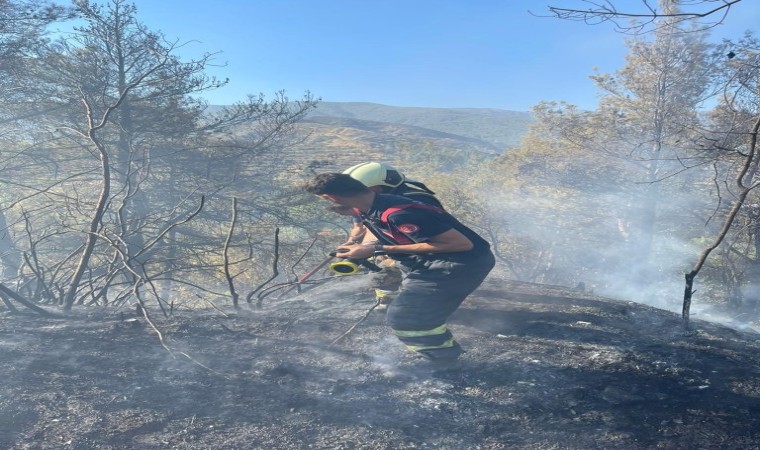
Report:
0,210,21,280
223,197,240,309
683,115,760,328
63,129,111,311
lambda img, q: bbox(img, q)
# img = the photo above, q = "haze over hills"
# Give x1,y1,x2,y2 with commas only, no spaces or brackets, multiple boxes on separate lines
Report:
306,101,533,151
254,101,535,175
216,101,532,178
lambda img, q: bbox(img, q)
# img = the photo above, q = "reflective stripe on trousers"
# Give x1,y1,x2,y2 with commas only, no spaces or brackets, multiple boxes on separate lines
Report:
393,323,455,352
386,251,495,358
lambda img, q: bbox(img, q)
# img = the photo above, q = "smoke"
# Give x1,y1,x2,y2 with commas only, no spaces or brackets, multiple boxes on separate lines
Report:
481,166,760,334
277,274,371,306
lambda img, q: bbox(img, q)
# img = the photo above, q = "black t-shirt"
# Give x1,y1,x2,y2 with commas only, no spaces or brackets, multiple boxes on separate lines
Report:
361,193,490,260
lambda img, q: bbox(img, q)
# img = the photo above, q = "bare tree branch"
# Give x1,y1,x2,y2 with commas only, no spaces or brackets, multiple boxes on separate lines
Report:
222,197,240,308
247,228,281,308
542,0,743,34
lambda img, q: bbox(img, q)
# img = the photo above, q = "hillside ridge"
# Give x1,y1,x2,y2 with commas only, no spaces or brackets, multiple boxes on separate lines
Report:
303,115,503,153
307,101,532,150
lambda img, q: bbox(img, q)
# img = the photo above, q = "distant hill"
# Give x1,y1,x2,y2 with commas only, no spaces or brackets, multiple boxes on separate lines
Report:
216,101,533,177
307,102,532,151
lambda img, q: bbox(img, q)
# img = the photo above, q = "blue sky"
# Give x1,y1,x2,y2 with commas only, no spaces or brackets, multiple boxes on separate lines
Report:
131,1,758,112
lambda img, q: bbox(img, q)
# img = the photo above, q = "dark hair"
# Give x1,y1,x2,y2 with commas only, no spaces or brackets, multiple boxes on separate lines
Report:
304,173,370,196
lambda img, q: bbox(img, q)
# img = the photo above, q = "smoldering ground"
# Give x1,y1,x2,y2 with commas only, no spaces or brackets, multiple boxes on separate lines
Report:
2,273,760,449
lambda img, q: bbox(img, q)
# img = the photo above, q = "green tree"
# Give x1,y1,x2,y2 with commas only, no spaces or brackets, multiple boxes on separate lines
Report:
593,17,713,282
525,6,716,296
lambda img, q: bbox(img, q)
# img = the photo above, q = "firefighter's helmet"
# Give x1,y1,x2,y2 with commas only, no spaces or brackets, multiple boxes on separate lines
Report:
343,162,404,188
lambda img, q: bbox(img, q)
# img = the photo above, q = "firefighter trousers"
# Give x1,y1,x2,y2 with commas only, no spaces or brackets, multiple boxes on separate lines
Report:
386,251,495,360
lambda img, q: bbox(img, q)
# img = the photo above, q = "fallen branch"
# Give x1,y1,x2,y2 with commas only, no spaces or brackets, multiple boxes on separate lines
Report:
0,291,19,313
0,283,58,316
329,300,380,347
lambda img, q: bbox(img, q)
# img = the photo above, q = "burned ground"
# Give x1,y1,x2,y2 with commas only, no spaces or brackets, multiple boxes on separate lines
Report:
2,276,760,449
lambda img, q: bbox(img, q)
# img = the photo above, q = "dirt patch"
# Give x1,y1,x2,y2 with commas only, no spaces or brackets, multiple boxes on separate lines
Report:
2,277,760,449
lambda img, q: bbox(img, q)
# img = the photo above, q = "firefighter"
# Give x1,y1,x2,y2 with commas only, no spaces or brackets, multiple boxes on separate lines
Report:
305,172,495,364
336,162,444,309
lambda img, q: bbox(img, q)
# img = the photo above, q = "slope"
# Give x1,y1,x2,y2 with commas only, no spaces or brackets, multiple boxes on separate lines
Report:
2,276,759,449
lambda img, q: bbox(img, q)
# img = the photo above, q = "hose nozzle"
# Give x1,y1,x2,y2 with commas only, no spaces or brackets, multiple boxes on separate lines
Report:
328,249,382,275
328,259,362,275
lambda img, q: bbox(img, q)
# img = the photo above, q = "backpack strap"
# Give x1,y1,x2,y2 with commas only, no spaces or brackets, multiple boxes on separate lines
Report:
403,180,436,195
360,215,397,245
395,182,443,208
403,190,439,202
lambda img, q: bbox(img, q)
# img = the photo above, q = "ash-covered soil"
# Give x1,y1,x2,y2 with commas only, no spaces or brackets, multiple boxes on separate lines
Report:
2,276,760,449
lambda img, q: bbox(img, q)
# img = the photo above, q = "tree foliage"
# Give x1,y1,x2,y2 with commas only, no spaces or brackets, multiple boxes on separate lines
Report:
529,0,760,323
0,0,317,313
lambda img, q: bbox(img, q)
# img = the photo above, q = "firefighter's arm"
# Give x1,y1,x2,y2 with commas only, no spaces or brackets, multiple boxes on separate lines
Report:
330,207,369,246
380,229,473,254
343,217,382,246
337,229,472,259
343,221,367,245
